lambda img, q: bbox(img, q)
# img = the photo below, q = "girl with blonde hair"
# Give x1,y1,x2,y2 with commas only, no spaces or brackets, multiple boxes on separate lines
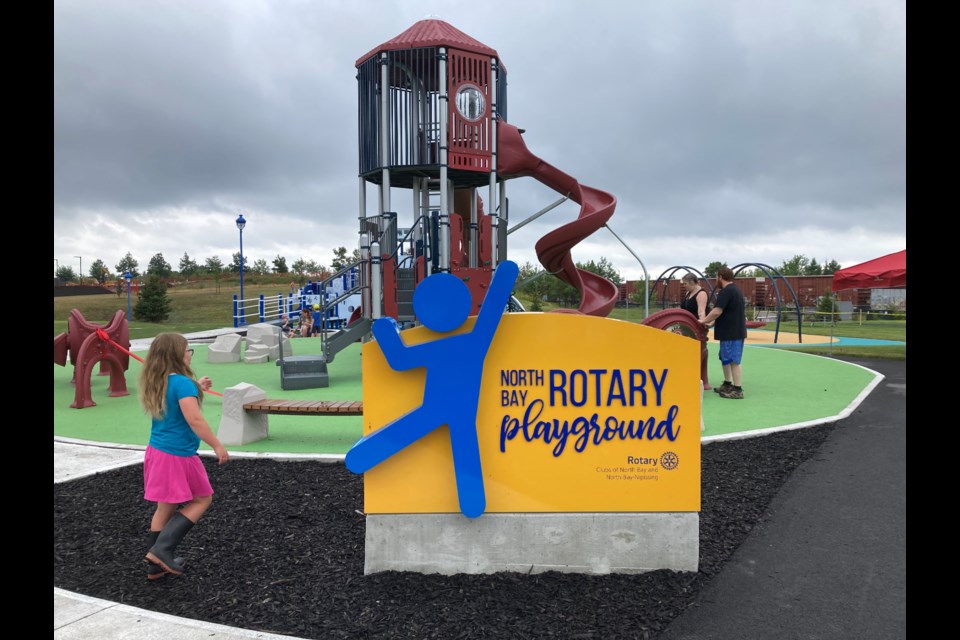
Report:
138,333,228,579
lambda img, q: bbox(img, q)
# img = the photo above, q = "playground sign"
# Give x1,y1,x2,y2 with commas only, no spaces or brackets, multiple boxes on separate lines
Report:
355,272,701,516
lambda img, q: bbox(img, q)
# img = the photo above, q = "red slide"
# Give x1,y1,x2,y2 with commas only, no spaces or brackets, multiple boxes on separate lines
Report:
497,121,619,317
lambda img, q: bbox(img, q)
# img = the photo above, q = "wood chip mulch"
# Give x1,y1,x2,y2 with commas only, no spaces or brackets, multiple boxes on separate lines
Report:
54,424,834,640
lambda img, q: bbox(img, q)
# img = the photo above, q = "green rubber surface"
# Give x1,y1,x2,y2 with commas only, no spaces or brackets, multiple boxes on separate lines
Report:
54,339,879,453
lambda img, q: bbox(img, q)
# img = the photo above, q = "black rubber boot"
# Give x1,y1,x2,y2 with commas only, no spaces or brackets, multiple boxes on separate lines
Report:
145,531,185,580
145,513,194,575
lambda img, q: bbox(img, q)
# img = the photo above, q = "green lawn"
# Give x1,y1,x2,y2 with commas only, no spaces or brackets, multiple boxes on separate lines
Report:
55,278,301,339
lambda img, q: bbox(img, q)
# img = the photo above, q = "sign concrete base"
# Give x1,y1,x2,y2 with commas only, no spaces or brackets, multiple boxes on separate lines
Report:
364,512,698,575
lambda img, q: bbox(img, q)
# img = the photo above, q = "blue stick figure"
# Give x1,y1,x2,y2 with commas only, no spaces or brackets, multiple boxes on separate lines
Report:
345,260,520,518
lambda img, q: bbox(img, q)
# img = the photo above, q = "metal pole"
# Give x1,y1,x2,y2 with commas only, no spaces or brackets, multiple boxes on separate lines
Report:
371,241,382,319
379,53,391,214
74,256,82,284
124,272,132,320
603,224,649,319
359,232,371,320
239,226,245,325
506,196,569,235
438,47,450,272
829,293,836,356
489,57,500,269
235,212,247,325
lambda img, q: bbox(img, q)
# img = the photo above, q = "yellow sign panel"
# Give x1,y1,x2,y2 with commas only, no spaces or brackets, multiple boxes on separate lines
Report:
362,313,701,513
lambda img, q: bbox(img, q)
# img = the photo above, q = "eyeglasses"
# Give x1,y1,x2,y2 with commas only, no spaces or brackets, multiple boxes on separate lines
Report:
186,348,195,356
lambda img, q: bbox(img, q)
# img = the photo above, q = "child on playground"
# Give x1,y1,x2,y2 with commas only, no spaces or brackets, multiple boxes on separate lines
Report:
299,307,314,337
138,333,229,579
280,313,295,338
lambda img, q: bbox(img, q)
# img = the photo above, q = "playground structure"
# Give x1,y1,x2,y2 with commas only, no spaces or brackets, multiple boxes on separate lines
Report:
230,19,626,367
641,308,712,390
232,267,362,331
650,263,807,344
223,19,721,388
53,309,131,409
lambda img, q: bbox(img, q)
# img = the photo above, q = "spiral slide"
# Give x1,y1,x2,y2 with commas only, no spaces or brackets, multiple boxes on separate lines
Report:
497,121,619,317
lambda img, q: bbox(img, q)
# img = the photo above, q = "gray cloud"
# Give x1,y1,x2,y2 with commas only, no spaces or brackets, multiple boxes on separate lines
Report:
54,0,905,281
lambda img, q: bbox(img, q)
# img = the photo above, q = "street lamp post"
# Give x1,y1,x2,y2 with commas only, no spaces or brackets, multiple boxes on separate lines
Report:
74,256,82,284
124,271,133,320
236,213,247,326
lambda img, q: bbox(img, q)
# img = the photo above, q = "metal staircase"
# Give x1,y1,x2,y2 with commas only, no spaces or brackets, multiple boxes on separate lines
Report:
316,262,367,364
395,267,416,322
322,316,372,364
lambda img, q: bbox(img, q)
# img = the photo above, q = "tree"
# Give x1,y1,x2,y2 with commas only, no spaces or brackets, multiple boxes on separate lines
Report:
330,247,359,272
778,255,809,276
581,257,622,285
115,252,139,278
816,294,838,322
252,259,270,275
704,261,726,278
306,260,323,274
630,283,651,307
147,253,172,277
291,259,324,279
133,275,172,322
88,259,110,284
272,255,289,274
331,246,350,271
822,259,841,275
290,258,311,285
517,261,540,282
179,252,200,276
537,258,624,308
230,252,247,274
803,258,823,276
204,256,224,293
516,261,550,309
56,266,77,282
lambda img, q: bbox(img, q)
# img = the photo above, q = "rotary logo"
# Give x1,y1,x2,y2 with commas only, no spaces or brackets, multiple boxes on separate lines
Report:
660,451,679,470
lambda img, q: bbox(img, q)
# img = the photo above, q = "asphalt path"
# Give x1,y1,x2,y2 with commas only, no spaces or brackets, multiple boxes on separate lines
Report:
659,357,906,640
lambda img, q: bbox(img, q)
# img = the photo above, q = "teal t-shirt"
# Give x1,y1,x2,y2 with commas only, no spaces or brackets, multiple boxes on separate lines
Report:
149,374,202,457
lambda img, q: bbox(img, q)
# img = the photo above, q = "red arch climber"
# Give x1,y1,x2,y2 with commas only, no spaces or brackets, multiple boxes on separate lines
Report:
54,309,131,409
640,308,712,390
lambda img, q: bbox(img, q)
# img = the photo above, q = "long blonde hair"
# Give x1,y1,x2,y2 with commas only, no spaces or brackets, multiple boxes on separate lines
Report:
138,333,202,419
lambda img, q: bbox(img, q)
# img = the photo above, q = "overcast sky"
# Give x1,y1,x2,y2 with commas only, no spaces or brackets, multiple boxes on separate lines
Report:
54,0,905,283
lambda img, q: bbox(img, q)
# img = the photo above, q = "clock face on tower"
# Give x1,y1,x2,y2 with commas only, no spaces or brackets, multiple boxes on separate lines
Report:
455,84,485,121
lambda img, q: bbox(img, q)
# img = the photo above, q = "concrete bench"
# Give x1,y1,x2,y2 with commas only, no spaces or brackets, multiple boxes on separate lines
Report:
218,382,361,445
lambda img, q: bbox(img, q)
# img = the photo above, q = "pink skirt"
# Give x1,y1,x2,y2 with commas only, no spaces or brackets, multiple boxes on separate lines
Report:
143,445,214,504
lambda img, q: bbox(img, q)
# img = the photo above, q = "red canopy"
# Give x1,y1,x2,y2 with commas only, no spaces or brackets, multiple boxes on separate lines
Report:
831,250,906,291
